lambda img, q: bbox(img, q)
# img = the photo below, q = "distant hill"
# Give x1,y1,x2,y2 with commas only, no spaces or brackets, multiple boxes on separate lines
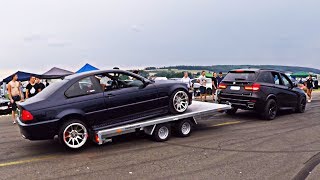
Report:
159,65,320,74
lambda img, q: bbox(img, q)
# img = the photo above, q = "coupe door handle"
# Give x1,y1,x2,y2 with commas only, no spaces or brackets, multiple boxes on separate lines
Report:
106,93,115,98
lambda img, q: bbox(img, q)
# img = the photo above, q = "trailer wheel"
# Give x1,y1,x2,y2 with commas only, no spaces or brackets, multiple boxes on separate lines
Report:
175,119,193,137
152,123,171,142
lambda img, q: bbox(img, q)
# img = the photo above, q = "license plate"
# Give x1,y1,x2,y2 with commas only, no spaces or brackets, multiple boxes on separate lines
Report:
230,86,240,91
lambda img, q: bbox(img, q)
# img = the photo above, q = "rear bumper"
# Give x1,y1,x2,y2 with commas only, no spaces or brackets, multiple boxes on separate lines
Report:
17,117,59,140
218,93,264,110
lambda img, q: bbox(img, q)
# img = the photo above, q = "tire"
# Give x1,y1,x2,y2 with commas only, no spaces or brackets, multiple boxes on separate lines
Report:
261,99,278,120
295,96,306,113
152,123,171,142
58,119,89,149
169,90,189,114
226,107,238,115
175,119,193,137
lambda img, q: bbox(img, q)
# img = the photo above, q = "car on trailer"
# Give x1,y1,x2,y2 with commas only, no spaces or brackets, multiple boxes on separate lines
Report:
16,69,193,149
217,69,306,120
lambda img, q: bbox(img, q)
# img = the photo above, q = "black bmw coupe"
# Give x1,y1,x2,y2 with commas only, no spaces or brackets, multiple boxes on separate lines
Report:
17,70,192,149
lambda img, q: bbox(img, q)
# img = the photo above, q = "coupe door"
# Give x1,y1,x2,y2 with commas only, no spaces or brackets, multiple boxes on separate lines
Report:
101,72,159,128
64,76,106,127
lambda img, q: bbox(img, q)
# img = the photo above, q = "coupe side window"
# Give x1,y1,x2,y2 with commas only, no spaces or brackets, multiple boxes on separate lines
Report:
65,77,101,98
95,72,145,91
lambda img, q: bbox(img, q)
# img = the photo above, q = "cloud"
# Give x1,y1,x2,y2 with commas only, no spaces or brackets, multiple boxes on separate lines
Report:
131,24,143,32
23,34,70,47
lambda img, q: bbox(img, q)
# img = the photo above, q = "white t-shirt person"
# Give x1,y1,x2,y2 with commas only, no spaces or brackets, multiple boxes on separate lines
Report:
181,77,192,89
198,75,206,87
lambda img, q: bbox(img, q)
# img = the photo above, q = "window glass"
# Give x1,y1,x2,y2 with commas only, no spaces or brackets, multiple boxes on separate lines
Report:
281,74,292,87
271,72,282,85
223,72,257,82
257,72,274,84
95,72,144,91
65,77,100,98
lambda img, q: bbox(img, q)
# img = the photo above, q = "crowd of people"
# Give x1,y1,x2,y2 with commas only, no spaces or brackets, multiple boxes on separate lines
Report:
180,70,224,102
7,74,47,124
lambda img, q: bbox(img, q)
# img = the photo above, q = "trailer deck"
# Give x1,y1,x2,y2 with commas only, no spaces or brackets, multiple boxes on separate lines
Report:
95,101,231,144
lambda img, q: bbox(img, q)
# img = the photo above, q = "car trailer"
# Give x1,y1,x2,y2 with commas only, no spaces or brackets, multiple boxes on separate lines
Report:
94,101,231,145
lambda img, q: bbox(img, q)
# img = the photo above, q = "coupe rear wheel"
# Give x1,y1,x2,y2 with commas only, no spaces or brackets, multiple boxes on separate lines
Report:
261,99,278,120
59,119,88,149
170,90,189,114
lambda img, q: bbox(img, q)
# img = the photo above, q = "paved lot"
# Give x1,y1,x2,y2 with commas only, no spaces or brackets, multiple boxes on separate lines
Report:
0,92,320,180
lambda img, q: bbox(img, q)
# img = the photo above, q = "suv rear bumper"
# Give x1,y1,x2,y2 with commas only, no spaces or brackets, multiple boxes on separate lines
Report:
218,93,265,110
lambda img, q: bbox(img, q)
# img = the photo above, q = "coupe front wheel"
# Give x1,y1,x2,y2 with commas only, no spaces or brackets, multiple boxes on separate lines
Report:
169,90,189,114
58,119,89,149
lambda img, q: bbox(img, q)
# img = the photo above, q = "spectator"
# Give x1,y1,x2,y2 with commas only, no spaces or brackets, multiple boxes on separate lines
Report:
212,72,218,96
181,71,192,89
305,75,314,102
198,71,207,102
7,74,24,124
26,76,40,98
45,80,50,87
36,78,45,92
217,72,224,86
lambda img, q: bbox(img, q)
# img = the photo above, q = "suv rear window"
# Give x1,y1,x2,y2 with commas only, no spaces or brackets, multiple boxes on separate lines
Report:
223,71,257,82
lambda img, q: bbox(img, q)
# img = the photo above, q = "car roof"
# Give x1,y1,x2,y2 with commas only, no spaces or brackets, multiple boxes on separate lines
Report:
65,69,144,80
230,68,285,74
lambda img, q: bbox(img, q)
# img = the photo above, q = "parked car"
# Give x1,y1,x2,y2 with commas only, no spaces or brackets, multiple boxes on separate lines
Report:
17,70,192,149
217,69,306,120
0,97,10,114
193,78,212,95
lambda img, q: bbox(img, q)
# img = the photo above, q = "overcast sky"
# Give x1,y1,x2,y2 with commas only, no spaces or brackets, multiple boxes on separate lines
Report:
1,0,320,79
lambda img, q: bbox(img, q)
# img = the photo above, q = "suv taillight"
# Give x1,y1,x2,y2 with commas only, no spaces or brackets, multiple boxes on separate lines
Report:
244,83,261,91
21,110,34,121
218,83,227,89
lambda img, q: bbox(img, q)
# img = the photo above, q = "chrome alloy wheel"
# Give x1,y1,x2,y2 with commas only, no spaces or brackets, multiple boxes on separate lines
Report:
63,123,88,149
173,91,189,113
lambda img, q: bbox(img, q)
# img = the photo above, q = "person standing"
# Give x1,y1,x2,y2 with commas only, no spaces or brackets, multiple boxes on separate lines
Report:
217,72,224,86
181,72,192,89
7,74,24,124
212,72,218,96
198,71,207,102
305,75,314,102
26,76,40,99
36,77,45,92
45,80,50,87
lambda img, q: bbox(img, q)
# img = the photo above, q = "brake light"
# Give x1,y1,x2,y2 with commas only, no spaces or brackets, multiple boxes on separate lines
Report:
235,69,244,73
21,110,33,121
219,83,227,89
244,83,261,91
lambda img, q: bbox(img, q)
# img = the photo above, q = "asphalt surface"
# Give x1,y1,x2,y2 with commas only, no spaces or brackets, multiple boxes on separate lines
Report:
0,92,320,180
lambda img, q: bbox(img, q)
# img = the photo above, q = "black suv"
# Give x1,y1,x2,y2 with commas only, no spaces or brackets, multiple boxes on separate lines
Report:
217,69,306,120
